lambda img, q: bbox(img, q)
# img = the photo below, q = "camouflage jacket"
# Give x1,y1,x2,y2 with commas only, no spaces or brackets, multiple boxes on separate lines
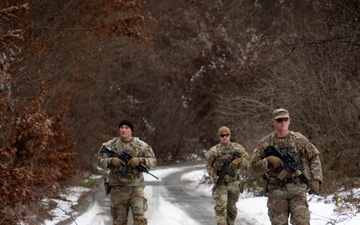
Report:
250,131,323,183
98,137,156,187
205,142,249,183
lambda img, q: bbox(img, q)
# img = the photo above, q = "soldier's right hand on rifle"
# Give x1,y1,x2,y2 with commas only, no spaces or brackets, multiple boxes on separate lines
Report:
263,156,282,169
109,157,125,166
230,158,242,170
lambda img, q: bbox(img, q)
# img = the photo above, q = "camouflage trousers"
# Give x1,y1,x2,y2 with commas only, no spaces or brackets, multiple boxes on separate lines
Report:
267,182,310,225
110,185,148,225
212,181,241,225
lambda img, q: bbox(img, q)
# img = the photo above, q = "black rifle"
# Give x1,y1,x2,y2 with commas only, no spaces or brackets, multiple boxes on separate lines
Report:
212,152,241,193
100,146,159,179
265,145,319,195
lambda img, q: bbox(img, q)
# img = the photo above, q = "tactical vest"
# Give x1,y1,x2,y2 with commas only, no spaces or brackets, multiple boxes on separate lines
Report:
213,143,240,182
267,131,311,180
108,137,144,182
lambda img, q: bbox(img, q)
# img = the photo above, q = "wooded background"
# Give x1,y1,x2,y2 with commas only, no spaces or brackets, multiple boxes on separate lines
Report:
1,0,360,223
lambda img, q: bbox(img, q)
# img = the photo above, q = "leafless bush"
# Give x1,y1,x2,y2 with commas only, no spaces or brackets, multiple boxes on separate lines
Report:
2,2,360,211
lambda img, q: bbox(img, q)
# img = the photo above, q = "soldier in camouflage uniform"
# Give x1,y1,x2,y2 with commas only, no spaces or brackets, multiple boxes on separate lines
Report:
98,119,156,225
205,126,250,225
250,109,323,225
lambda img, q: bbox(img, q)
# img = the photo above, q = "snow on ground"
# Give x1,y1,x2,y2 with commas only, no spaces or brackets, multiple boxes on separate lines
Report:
181,170,360,225
42,186,92,225
44,167,359,225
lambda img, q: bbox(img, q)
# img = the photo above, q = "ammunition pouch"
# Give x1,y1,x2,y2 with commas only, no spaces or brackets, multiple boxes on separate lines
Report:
104,179,111,196
268,176,301,187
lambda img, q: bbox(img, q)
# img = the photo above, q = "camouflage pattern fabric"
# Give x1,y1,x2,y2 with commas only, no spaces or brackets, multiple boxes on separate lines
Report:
267,183,310,225
205,142,250,225
110,185,148,225
250,131,323,225
98,137,156,187
98,137,156,225
212,181,241,225
206,142,249,182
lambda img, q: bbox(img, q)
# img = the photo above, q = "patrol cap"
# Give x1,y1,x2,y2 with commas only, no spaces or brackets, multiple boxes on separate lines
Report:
218,126,231,135
272,108,290,119
119,119,134,132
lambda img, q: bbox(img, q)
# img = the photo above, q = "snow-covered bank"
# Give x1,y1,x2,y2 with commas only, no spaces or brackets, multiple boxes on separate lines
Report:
44,167,359,225
182,170,360,225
